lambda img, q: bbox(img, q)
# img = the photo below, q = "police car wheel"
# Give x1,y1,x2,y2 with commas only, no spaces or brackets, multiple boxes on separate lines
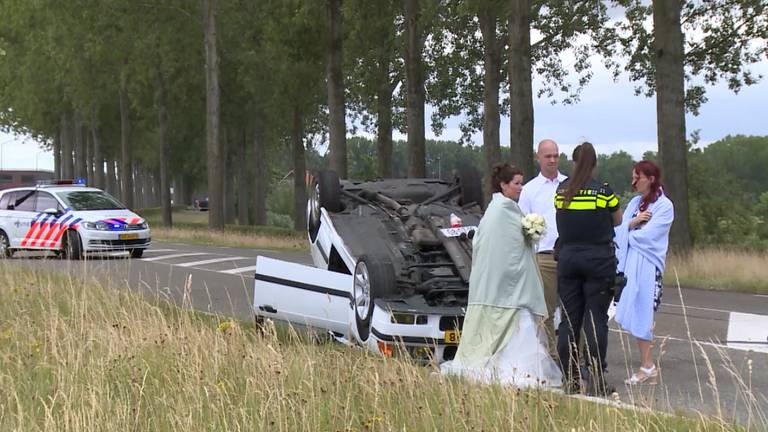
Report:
0,231,12,258
63,230,83,260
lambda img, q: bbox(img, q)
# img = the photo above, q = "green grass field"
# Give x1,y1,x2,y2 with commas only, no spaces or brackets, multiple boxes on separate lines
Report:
0,264,757,431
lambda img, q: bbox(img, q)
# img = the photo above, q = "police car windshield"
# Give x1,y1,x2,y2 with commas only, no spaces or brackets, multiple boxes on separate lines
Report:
55,191,125,211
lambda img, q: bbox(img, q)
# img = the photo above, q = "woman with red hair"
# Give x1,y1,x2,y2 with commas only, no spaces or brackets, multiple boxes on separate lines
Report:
614,160,674,385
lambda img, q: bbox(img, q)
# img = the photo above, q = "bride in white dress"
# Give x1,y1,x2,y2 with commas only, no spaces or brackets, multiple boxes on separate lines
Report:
441,163,562,388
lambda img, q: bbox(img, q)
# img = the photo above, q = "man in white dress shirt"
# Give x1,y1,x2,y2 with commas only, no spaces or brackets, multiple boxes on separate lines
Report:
518,139,567,357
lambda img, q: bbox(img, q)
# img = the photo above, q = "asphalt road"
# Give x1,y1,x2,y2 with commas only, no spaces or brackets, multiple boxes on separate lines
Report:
6,241,768,426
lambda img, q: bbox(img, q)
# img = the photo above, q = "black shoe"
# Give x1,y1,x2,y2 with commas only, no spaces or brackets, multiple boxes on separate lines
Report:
563,379,583,395
586,378,616,397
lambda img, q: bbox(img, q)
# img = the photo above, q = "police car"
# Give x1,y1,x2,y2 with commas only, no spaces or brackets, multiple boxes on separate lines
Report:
0,180,150,259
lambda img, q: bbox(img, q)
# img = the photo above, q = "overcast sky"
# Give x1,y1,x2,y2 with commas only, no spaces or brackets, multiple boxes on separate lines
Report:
2,56,766,172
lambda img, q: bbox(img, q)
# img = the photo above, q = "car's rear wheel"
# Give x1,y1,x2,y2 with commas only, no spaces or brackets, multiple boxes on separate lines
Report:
456,165,483,209
129,248,144,259
308,170,342,242
353,255,396,343
0,230,12,259
63,230,83,260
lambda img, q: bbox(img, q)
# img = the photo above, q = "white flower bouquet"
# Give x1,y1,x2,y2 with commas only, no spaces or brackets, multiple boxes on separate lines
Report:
521,213,547,244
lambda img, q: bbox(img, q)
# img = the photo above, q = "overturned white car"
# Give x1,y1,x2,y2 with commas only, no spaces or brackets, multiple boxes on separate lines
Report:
253,169,483,363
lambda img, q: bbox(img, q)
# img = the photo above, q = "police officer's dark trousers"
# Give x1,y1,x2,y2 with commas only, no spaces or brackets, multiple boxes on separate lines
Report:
556,244,615,389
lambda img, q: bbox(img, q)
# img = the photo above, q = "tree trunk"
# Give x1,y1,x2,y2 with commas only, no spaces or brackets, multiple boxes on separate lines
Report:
91,127,103,189
508,0,534,177
86,127,94,183
291,106,307,232
224,146,236,225
204,0,224,229
53,127,61,179
60,112,74,179
327,0,347,178
478,6,502,183
106,158,116,196
74,111,86,180
252,113,268,225
404,0,426,178
237,128,249,225
157,68,173,227
119,71,134,208
653,0,692,254
376,54,394,178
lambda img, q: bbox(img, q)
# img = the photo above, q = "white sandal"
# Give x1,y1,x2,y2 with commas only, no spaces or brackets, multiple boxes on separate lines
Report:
625,365,658,385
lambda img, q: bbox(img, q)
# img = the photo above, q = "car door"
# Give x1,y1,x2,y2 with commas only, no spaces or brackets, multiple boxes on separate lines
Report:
29,191,63,249
254,255,353,336
0,192,13,245
11,190,40,247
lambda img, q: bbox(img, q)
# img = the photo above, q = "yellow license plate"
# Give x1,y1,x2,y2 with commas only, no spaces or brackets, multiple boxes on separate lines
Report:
444,330,460,344
119,233,139,240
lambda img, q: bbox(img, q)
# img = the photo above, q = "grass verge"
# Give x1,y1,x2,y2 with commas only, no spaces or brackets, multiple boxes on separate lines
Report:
666,248,768,294
0,264,750,431
138,207,306,250
148,225,306,251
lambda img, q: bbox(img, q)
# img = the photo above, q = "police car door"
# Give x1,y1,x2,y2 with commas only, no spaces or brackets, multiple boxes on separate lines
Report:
9,190,38,247
0,192,14,245
254,255,353,336
31,191,63,249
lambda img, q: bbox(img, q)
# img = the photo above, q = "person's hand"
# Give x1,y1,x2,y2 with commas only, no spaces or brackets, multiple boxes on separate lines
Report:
630,210,652,229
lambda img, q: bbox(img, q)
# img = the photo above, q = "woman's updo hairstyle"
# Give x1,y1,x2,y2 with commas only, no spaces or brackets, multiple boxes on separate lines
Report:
489,162,524,193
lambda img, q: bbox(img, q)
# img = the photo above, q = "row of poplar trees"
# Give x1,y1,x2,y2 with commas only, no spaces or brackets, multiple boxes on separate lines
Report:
0,0,766,254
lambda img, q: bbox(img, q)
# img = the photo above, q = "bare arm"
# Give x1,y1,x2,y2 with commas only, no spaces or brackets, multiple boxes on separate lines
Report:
612,208,623,226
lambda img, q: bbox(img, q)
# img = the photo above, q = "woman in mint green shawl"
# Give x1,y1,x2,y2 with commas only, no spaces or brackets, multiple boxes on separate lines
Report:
441,163,562,388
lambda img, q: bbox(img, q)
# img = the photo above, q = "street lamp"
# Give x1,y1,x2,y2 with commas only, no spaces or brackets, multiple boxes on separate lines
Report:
35,151,46,172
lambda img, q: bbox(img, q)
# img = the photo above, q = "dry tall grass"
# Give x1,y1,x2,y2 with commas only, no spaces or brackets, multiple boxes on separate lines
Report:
666,249,768,294
0,265,742,431
150,226,306,251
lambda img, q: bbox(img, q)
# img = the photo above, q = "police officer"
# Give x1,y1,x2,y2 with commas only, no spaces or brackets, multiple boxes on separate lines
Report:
555,142,622,395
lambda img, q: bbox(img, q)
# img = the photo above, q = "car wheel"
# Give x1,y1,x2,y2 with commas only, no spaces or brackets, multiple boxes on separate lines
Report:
353,255,396,343
308,180,322,242
0,230,12,259
63,230,83,260
129,248,144,259
316,170,342,213
456,165,483,209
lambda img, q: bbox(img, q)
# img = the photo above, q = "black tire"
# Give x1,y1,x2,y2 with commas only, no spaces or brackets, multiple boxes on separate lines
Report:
129,249,144,259
63,230,83,260
352,255,396,342
316,170,342,213
456,165,484,209
0,230,12,259
308,170,342,242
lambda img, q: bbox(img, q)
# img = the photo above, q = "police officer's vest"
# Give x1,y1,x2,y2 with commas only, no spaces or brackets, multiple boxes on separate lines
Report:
555,179,619,246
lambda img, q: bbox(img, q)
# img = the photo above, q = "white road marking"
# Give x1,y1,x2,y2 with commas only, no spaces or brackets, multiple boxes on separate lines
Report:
177,257,249,267
755,294,768,298
726,311,768,353
142,249,178,253
140,252,207,262
660,302,757,315
219,265,258,275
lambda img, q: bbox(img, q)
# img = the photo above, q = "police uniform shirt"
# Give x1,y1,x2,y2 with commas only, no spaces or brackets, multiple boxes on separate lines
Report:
554,179,620,245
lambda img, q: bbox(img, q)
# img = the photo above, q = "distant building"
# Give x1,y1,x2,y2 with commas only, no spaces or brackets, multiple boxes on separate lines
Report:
0,170,55,190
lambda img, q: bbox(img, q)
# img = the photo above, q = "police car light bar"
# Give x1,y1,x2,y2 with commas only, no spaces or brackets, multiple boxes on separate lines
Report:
37,178,87,187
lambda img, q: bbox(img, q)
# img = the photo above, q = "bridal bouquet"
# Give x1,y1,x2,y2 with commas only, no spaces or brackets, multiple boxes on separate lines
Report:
521,213,547,243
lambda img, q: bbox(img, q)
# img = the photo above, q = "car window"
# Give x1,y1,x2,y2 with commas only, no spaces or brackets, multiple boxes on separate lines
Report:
0,192,11,209
13,190,36,211
35,192,60,212
55,190,125,211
